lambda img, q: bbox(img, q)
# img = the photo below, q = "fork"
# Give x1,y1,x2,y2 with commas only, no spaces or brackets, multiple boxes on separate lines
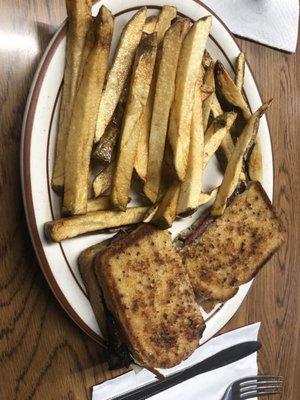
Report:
221,375,283,399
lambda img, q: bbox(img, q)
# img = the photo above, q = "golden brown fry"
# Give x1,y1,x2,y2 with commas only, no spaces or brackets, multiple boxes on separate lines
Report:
63,7,114,215
202,49,213,69
177,77,204,215
202,92,214,132
52,0,92,192
203,112,237,167
94,7,147,143
93,79,129,164
93,161,115,198
144,18,190,203
45,207,149,242
151,182,181,229
211,101,271,217
235,52,245,91
112,33,158,210
87,196,111,212
215,60,251,119
211,94,223,118
248,140,263,181
168,16,212,181
134,6,177,182
216,60,263,181
201,61,215,102
143,15,158,34
156,5,177,42
198,187,218,205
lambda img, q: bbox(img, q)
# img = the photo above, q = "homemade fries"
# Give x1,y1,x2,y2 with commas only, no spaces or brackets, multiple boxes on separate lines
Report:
111,33,158,210
63,7,113,215
52,0,92,192
168,16,212,181
46,6,271,242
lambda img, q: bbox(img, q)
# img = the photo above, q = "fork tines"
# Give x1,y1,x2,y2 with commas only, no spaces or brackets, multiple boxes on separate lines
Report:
238,375,283,398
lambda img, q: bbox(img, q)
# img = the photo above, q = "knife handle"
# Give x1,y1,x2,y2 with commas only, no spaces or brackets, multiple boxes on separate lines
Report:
113,341,261,400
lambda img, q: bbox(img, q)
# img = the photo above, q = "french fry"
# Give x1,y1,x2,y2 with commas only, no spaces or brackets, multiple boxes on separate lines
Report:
87,196,111,212
112,33,158,210
198,187,218,205
215,60,251,119
151,182,181,229
168,16,212,181
144,18,190,203
202,49,213,69
202,93,214,132
52,0,92,192
94,7,147,143
211,94,223,118
45,207,149,242
235,52,245,91
63,7,114,215
177,76,204,215
93,78,129,164
216,60,263,181
134,6,177,182
201,61,215,102
93,161,115,198
143,15,158,34
203,112,237,167
211,101,271,217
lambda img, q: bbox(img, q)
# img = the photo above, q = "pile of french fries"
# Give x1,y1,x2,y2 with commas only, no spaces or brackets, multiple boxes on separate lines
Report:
45,3,271,242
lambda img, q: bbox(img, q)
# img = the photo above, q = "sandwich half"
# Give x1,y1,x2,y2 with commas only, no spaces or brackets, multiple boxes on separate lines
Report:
94,224,205,370
181,181,285,302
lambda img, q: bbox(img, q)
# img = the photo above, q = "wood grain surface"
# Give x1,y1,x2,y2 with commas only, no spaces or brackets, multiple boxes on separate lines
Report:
0,1,299,399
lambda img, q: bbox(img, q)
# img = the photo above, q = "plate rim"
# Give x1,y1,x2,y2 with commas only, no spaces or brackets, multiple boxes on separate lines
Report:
21,0,274,347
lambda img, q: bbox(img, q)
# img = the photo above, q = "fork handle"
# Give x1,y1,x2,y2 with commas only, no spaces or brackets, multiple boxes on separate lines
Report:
113,341,261,400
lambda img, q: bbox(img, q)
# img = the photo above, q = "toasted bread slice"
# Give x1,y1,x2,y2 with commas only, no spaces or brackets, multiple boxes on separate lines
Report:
181,182,285,301
78,240,110,337
94,224,204,369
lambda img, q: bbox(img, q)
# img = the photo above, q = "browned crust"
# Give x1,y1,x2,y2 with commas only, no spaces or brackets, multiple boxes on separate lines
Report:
94,224,204,369
182,181,286,302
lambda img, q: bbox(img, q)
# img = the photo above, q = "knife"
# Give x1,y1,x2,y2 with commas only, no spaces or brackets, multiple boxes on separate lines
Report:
111,340,261,400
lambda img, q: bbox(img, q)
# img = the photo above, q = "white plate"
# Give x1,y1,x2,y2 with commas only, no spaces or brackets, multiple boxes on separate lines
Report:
21,0,273,346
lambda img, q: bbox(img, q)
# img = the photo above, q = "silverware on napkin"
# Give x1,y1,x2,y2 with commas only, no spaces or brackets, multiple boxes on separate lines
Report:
110,340,261,400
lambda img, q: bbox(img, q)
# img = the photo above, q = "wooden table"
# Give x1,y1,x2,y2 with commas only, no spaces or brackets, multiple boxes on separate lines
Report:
0,1,299,399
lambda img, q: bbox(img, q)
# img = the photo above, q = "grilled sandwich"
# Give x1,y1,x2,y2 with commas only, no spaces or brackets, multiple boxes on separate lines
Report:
181,181,285,302
93,224,205,370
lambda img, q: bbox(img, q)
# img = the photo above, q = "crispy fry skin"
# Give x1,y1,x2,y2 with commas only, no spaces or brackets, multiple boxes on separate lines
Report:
63,7,114,215
134,6,177,182
202,61,215,92
112,33,158,211
203,112,237,167
235,52,245,91
198,187,218,205
177,77,204,215
93,79,129,164
168,16,212,181
94,7,147,143
45,207,149,242
202,49,213,69
87,196,111,212
211,101,271,217
216,59,263,181
151,182,181,229
93,161,115,198
144,18,190,203
215,60,251,119
143,15,158,34
52,0,92,192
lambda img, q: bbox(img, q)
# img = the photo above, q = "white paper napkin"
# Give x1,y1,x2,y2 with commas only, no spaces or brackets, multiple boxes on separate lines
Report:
92,323,260,400
204,0,299,52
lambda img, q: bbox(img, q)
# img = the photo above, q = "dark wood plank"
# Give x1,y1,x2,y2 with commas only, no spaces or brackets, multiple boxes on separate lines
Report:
0,1,299,399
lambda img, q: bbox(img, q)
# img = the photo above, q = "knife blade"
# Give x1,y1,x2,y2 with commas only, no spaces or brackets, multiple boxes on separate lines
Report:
112,340,261,400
